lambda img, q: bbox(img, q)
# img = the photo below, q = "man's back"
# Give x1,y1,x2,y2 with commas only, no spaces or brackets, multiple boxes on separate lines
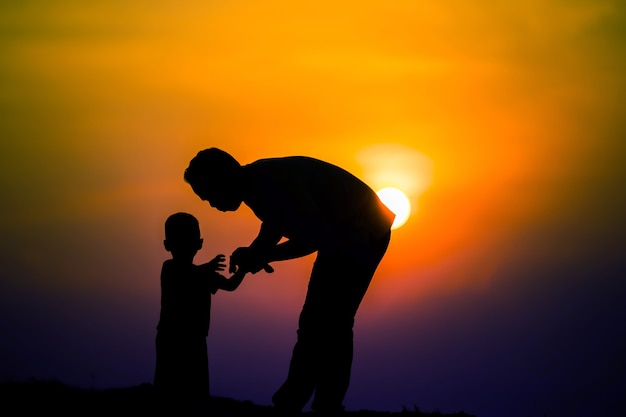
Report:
242,156,395,244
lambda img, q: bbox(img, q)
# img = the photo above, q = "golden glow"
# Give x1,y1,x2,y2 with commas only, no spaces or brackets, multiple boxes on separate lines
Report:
357,144,433,199
357,144,432,232
1,0,621,310
377,187,411,230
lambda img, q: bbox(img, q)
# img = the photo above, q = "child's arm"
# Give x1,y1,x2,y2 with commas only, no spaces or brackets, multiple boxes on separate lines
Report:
217,270,247,292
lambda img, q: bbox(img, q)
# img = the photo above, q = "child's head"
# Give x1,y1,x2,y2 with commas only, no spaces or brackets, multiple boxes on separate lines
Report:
163,212,203,261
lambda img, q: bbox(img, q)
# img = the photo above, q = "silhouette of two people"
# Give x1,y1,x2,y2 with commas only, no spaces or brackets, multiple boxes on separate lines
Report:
184,148,394,414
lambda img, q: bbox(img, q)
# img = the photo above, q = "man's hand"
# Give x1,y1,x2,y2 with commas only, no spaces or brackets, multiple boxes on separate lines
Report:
230,246,274,274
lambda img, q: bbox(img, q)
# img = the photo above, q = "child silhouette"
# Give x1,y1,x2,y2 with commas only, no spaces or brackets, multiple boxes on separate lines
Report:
153,212,247,403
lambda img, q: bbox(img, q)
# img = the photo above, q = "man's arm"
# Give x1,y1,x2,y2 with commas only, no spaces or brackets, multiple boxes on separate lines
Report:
266,238,317,262
230,239,316,274
229,222,282,274
250,222,283,250
251,222,318,264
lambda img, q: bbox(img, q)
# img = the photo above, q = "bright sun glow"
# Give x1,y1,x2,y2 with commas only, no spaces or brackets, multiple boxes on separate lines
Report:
377,187,411,230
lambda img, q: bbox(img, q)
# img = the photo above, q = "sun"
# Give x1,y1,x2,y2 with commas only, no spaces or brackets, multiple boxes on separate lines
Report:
357,143,432,230
377,187,411,230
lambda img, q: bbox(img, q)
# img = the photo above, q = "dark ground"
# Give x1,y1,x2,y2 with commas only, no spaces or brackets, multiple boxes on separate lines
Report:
0,379,477,416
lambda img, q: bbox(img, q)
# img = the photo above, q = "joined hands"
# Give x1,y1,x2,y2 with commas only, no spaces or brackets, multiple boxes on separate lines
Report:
229,246,274,274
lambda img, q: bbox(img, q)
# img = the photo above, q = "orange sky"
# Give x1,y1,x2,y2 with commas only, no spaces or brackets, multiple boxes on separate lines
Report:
1,2,625,416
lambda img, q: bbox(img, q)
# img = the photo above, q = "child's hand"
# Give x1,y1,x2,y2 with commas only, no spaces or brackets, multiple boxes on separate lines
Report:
205,254,227,272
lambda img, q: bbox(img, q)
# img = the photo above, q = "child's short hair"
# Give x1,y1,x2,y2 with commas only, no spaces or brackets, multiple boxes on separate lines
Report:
164,212,200,242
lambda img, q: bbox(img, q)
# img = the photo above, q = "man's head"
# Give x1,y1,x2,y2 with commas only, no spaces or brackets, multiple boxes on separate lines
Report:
184,148,243,212
163,212,203,260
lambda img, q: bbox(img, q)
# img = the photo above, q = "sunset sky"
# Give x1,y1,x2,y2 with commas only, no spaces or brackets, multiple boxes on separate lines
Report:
1,1,625,416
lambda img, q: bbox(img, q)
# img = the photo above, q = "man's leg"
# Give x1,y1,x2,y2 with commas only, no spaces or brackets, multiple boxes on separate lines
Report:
273,232,391,413
272,257,335,411
311,232,391,413
271,323,318,411
309,254,367,413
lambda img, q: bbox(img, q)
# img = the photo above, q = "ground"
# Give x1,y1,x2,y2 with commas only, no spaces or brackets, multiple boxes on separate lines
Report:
0,380,477,417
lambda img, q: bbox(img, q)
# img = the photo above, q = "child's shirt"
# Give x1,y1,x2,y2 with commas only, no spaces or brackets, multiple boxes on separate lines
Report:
156,259,220,337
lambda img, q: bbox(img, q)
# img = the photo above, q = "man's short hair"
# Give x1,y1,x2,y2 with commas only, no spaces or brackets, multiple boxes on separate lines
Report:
184,147,240,186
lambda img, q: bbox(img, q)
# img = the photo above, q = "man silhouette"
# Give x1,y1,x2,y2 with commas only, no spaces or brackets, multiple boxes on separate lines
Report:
184,148,395,414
